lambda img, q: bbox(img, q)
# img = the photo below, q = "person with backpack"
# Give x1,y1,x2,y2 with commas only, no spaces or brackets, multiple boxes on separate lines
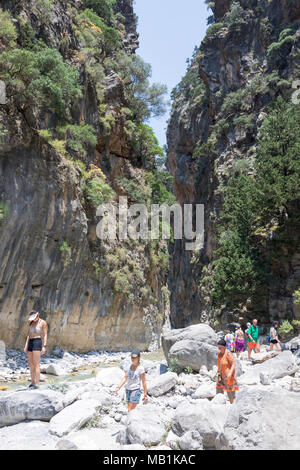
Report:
216,339,239,404
247,319,260,359
115,349,148,412
269,321,282,352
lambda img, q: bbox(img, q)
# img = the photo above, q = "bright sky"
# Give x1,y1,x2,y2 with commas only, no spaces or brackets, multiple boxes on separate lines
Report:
134,0,211,148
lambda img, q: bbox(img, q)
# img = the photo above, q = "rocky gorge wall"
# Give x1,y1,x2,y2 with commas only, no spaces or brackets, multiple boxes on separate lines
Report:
167,0,300,330
0,0,169,351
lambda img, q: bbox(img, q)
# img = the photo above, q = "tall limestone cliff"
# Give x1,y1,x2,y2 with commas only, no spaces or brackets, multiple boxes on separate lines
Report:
0,0,171,351
167,0,300,330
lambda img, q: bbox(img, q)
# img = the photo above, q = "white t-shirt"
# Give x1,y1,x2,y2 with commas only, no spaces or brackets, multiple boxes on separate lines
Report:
126,365,145,391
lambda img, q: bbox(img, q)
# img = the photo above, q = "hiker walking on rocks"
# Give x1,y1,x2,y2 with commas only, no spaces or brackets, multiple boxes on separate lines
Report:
269,321,282,352
247,319,260,359
115,349,148,412
24,310,47,389
224,329,235,352
234,324,245,360
216,339,239,404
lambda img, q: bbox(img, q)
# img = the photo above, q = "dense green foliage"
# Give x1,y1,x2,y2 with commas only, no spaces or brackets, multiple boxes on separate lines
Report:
0,45,82,116
109,51,167,123
84,176,116,207
130,124,164,169
267,27,297,58
82,0,117,25
75,8,120,55
56,124,97,156
255,96,300,224
211,96,300,306
224,1,247,31
0,8,18,47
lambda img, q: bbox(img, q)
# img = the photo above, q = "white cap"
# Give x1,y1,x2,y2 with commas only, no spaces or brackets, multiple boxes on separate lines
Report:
28,311,39,322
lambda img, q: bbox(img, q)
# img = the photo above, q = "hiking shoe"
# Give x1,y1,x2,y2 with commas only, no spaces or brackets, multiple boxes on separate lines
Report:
28,384,35,389
32,385,39,390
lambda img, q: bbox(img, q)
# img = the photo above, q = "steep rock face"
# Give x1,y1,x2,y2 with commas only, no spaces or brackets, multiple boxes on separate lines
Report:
167,0,300,329
0,0,168,351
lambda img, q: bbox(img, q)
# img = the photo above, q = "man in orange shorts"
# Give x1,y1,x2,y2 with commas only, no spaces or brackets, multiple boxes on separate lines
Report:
247,319,260,359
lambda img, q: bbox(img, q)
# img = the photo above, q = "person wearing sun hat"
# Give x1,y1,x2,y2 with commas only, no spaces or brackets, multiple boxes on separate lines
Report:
115,349,148,412
24,310,48,389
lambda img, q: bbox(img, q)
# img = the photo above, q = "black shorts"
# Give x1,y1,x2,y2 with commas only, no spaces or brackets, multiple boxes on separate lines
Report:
270,339,278,344
28,338,42,352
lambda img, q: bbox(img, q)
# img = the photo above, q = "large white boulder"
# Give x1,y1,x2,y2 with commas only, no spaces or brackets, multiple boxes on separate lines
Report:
0,390,63,427
56,428,121,450
95,367,124,387
0,420,59,450
240,351,299,385
217,388,300,450
79,390,118,410
162,324,218,372
147,372,178,397
193,383,216,399
178,430,203,450
251,351,279,364
126,404,168,446
162,324,218,356
171,401,230,449
49,399,100,437
43,364,66,376
168,340,218,372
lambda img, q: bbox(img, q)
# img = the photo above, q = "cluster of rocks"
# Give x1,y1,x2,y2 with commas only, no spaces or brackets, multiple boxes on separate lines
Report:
0,349,132,383
0,324,300,450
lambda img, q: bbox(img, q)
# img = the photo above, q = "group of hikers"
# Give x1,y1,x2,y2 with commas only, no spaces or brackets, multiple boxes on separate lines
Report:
23,310,283,409
223,319,282,361
216,318,283,403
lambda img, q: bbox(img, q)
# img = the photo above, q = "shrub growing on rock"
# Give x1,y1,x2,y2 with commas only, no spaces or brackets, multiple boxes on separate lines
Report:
0,8,18,48
278,320,294,339
0,45,82,117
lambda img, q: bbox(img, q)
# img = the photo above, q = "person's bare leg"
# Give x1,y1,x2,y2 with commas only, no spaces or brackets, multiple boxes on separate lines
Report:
269,342,274,352
255,343,261,353
128,402,138,413
276,343,282,352
248,347,252,360
27,352,35,385
227,392,235,404
32,351,41,386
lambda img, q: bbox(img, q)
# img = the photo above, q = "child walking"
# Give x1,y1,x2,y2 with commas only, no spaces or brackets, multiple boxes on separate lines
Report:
115,349,148,412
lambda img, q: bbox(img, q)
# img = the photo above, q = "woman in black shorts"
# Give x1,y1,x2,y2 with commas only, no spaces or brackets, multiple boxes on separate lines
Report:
24,311,48,389
269,321,282,352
